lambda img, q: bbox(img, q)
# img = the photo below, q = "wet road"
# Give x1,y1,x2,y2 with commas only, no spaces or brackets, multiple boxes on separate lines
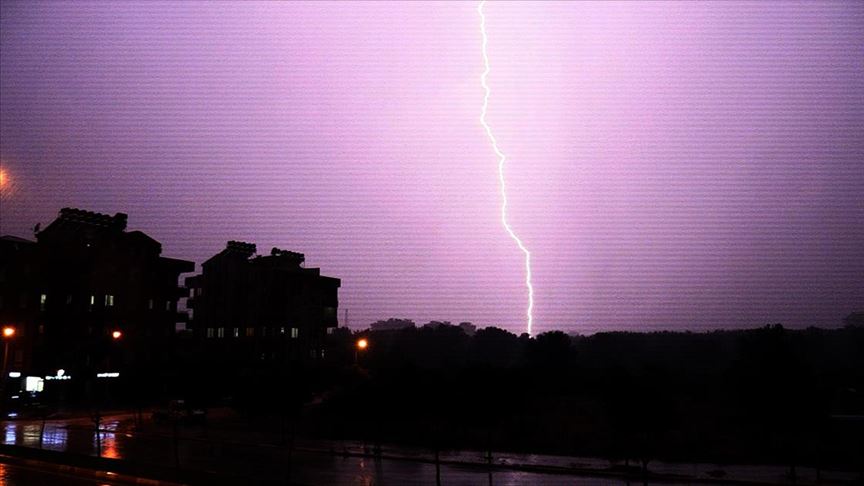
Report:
0,414,857,485
0,414,636,485
0,461,118,486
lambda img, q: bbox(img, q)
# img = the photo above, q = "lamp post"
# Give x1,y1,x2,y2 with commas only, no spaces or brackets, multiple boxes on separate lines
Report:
1,326,15,378
355,338,368,366
104,329,123,403
1,326,16,403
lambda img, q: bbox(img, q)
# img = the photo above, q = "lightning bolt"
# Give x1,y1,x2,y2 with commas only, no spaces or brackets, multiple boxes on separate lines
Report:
478,0,535,335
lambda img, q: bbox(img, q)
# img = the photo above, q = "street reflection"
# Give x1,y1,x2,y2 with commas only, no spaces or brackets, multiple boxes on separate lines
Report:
41,424,68,450
99,432,120,459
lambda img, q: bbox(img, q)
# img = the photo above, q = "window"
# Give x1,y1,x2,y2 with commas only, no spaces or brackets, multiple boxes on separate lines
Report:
290,328,299,339
90,295,96,307
148,299,154,310
206,328,214,338
25,377,44,393
66,294,72,305
217,327,225,338
40,294,47,311
260,327,267,337
233,327,239,338
245,327,255,337
280,327,286,335
105,295,114,307
165,300,172,311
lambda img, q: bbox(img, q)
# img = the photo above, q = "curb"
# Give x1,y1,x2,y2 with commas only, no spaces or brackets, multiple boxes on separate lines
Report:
0,453,185,486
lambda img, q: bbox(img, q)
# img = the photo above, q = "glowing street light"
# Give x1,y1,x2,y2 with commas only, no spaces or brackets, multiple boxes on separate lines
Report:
1,326,15,382
354,338,368,366
111,330,123,340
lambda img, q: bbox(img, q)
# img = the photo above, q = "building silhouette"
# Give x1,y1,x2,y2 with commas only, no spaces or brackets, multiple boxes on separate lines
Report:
185,242,340,362
0,208,194,404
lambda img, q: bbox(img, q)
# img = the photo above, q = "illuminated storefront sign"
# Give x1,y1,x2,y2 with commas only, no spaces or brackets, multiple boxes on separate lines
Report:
45,369,70,380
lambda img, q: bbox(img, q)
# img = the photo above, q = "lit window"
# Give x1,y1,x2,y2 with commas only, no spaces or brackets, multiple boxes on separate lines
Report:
148,299,154,310
291,328,299,339
90,295,95,306
25,376,44,392
246,327,255,337
40,294,47,311
280,327,286,335
217,327,225,338
105,295,114,307
206,328,214,338
233,327,239,338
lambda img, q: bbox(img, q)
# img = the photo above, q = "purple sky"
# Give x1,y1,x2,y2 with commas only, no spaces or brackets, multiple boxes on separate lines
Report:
1,1,862,334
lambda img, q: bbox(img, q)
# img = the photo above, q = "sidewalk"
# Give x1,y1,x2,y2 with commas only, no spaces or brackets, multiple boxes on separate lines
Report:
0,443,295,486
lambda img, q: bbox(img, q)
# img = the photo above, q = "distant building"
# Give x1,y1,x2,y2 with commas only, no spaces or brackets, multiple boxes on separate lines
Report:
185,242,340,362
0,208,194,403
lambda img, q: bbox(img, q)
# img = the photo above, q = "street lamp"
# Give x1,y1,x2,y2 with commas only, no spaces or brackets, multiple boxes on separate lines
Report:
354,338,368,366
111,330,122,340
1,326,16,389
